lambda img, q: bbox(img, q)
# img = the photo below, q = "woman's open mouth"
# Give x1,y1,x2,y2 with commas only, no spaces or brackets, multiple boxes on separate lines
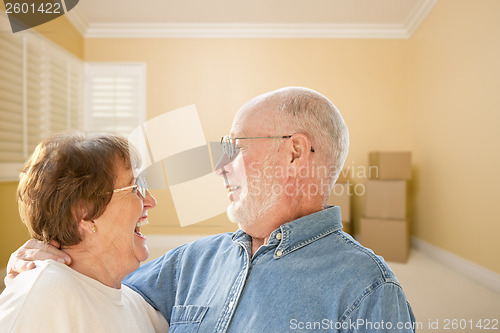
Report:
134,226,145,238
134,218,148,238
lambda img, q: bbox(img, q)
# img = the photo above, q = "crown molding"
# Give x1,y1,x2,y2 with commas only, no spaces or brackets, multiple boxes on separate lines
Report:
64,5,88,37
84,23,410,39
404,0,438,36
67,0,437,39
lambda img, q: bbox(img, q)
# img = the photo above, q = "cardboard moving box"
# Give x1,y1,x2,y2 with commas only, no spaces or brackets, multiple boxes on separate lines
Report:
369,151,412,180
360,217,409,263
365,180,406,219
342,221,351,234
328,183,351,222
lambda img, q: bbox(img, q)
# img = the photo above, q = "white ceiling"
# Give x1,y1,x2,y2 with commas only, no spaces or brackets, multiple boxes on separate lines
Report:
67,0,437,38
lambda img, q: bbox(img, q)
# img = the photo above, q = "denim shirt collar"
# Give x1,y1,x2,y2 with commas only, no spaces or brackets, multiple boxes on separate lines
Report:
231,205,342,259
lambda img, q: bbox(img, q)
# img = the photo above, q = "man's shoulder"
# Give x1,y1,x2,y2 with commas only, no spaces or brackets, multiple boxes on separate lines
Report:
324,230,399,284
181,232,237,256
189,232,234,244
148,232,236,267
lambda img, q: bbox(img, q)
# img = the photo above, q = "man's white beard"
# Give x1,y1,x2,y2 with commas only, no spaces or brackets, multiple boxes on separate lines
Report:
227,155,280,228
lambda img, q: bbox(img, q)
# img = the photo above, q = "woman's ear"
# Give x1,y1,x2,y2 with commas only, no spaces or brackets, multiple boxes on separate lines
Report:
73,203,96,234
79,219,96,234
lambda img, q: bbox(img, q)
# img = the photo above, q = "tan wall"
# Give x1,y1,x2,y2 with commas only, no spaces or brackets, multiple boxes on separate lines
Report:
33,16,83,59
0,11,83,267
408,0,500,273
0,182,30,268
84,38,411,235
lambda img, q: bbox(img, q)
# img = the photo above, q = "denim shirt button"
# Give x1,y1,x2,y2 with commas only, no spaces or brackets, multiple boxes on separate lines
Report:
276,250,283,257
276,233,282,240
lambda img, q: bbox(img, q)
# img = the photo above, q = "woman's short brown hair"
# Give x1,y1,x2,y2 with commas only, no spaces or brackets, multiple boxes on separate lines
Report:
17,131,138,246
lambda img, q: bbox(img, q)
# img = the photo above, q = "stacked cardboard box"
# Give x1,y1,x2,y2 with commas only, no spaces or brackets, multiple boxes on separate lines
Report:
328,170,351,234
360,152,411,263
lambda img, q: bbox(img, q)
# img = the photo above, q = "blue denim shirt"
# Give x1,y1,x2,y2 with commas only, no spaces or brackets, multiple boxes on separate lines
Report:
124,206,415,332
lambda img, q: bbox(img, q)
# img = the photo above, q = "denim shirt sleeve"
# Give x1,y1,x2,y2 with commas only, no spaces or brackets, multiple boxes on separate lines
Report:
122,245,186,324
341,281,416,333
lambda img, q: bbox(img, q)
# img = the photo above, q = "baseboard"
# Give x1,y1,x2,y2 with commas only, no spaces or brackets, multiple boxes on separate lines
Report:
412,237,500,294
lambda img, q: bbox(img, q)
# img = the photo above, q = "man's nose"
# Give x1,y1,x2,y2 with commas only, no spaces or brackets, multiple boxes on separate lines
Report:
215,154,232,176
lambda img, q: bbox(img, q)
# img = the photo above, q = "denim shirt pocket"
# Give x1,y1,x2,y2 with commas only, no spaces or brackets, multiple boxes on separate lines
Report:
169,305,209,333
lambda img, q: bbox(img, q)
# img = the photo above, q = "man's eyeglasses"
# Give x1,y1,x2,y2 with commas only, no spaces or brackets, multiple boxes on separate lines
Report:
220,135,315,161
113,176,148,199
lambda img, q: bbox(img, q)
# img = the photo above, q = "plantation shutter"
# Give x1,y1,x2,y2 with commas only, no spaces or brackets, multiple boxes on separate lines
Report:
85,63,146,137
0,14,84,180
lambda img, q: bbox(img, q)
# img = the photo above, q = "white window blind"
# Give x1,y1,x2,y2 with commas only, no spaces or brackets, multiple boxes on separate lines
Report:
85,63,146,137
0,28,24,164
25,36,44,155
0,14,84,180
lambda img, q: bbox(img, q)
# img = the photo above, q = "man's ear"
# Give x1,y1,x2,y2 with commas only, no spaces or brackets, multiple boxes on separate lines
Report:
286,134,314,178
289,134,313,164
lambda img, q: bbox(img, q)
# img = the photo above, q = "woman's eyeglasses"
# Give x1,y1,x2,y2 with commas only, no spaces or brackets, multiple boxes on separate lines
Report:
113,176,148,199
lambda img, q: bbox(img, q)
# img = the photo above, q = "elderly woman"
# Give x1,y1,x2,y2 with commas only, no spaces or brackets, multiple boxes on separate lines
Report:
0,132,169,332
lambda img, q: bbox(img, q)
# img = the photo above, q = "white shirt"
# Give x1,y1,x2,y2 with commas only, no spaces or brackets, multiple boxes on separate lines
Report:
0,260,169,332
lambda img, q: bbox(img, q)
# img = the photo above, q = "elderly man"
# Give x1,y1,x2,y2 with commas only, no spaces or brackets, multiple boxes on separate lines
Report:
7,87,415,332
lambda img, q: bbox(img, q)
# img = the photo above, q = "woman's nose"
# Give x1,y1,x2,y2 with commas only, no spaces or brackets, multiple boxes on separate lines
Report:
143,189,157,209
